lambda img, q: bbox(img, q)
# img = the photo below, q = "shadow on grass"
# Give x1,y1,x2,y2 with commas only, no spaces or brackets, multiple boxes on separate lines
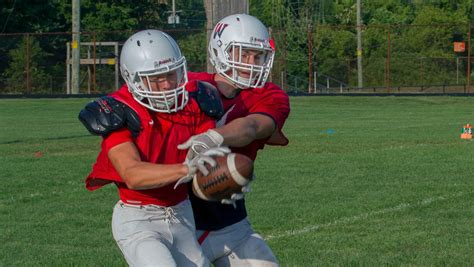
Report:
0,134,93,145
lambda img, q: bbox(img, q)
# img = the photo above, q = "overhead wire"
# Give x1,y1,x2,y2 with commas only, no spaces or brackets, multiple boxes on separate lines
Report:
2,0,17,33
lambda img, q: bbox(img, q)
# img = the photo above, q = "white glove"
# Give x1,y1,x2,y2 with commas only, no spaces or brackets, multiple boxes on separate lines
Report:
177,129,224,160
174,147,231,189
220,174,255,207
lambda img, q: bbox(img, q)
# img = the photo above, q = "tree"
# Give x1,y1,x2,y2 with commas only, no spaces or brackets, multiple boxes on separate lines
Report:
2,35,51,93
177,31,207,72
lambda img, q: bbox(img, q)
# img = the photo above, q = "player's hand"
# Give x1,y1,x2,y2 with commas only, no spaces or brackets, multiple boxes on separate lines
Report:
220,174,255,207
78,96,141,137
177,129,224,160
174,147,231,189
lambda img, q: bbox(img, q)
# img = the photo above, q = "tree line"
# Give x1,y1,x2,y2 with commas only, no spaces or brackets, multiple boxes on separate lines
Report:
0,0,473,93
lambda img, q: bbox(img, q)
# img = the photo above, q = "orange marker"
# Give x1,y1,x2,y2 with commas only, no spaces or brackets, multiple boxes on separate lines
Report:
461,124,472,139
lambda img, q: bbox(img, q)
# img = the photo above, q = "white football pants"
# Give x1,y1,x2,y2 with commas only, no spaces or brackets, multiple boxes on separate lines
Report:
196,218,278,267
112,199,209,267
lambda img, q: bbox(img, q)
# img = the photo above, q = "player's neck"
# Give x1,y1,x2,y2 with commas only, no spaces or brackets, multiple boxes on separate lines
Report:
214,74,240,98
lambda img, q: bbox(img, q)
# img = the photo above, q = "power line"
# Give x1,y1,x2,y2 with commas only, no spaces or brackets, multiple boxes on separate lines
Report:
2,0,17,33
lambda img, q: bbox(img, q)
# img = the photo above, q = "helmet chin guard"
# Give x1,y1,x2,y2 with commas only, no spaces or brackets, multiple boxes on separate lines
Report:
208,14,275,89
120,30,189,113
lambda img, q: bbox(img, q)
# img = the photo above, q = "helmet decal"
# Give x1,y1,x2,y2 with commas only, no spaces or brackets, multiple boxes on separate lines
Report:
157,58,173,66
250,36,266,44
213,23,229,39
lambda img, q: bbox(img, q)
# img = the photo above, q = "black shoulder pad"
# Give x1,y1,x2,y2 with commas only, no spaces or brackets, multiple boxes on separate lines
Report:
78,96,141,137
191,81,224,120
79,107,110,136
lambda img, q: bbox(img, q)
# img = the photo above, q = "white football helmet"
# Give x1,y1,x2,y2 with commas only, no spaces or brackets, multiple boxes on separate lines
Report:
120,29,188,113
208,14,275,89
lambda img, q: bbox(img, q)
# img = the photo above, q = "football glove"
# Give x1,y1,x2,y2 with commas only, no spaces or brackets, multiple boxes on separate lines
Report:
220,174,255,207
174,146,231,189
177,129,224,160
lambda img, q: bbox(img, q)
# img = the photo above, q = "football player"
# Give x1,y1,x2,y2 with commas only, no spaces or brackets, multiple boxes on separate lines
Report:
181,14,290,267
80,15,290,266
84,29,230,266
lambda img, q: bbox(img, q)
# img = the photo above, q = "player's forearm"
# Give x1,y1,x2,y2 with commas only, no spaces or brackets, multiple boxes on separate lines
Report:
214,119,256,147
121,163,188,190
214,115,274,147
108,142,189,190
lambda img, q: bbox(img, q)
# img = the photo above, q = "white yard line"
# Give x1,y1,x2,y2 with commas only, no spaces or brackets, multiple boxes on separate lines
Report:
264,192,467,241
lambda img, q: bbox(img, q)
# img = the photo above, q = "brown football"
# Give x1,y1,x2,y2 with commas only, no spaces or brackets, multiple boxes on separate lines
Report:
192,153,254,202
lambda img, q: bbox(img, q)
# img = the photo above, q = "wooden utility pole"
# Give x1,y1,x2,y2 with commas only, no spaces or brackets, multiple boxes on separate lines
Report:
386,28,391,93
25,33,31,94
356,0,363,89
468,23,471,94
204,0,249,73
71,0,80,94
308,23,313,93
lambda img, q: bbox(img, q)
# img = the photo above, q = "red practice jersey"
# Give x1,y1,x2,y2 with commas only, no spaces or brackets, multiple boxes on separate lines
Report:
187,72,291,231
188,72,290,160
86,83,215,207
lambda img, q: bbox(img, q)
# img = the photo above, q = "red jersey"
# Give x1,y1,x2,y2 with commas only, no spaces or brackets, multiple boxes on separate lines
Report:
187,71,291,231
86,82,215,207
188,72,290,160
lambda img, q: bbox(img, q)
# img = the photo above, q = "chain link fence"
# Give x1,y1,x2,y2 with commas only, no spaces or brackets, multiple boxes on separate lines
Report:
0,29,207,95
1,23,472,95
271,23,473,94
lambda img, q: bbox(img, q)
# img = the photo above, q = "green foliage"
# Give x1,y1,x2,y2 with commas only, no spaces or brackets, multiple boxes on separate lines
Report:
332,1,356,25
81,2,138,32
405,6,466,54
0,1,67,33
259,1,473,89
177,32,207,72
315,27,356,81
1,1,474,92
365,1,415,25
2,36,51,93
174,0,206,28
57,0,139,42
249,0,274,26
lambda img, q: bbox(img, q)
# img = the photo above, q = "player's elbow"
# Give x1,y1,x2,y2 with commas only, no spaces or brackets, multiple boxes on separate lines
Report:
242,118,260,139
232,122,257,146
122,176,140,190
246,114,275,140
121,171,145,190
242,127,258,142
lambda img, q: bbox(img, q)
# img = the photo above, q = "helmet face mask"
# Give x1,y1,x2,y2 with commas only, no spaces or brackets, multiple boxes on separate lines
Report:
129,59,188,112
209,14,275,89
224,42,274,88
120,30,189,113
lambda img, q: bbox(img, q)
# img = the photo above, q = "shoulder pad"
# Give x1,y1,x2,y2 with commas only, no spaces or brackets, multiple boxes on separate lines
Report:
78,96,142,137
190,81,224,120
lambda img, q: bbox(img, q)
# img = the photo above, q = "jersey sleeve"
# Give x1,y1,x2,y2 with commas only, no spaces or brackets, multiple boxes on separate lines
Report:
102,128,133,154
249,85,290,130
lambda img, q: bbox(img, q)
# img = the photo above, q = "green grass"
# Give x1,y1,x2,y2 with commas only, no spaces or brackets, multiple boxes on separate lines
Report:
1,97,473,266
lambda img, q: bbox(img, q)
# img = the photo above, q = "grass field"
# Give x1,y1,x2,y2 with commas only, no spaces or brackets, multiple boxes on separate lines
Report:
1,96,473,266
